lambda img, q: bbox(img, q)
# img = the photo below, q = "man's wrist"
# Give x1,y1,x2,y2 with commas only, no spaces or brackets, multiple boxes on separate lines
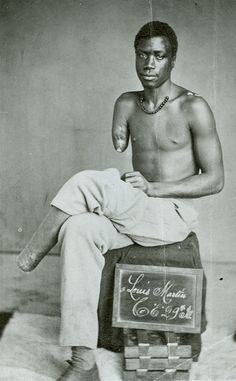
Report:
146,182,167,198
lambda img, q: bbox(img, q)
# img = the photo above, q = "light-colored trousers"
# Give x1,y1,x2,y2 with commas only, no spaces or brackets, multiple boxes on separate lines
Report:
51,168,198,348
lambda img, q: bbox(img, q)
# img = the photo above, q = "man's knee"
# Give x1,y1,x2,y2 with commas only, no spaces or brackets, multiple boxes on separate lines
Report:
68,168,120,187
58,212,122,256
59,213,111,240
68,170,91,185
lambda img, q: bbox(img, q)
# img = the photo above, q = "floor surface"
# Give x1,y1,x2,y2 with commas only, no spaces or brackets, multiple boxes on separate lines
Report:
0,254,236,380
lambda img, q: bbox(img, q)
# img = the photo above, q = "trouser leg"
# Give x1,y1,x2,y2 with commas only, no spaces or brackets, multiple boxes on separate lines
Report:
58,212,133,348
51,168,148,232
52,168,195,245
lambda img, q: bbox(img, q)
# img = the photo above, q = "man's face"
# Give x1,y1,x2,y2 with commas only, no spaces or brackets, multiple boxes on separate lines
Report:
135,36,175,89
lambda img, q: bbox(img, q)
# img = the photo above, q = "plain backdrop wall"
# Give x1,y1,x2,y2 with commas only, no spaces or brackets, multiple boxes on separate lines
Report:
0,0,235,262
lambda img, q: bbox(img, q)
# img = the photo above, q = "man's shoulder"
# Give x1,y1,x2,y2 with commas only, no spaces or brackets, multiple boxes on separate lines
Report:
174,86,212,115
174,86,215,131
115,91,139,106
113,92,139,118
172,84,200,102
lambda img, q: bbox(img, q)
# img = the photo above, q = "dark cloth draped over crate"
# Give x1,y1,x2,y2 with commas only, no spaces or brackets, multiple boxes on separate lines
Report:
97,232,207,360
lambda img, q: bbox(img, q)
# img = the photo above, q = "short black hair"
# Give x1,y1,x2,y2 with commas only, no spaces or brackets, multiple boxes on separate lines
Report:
134,21,178,58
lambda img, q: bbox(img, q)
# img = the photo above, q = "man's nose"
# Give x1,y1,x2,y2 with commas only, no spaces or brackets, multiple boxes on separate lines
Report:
144,55,155,69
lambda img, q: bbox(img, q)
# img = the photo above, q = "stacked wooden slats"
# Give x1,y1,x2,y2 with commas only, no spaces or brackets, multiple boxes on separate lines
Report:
123,329,192,380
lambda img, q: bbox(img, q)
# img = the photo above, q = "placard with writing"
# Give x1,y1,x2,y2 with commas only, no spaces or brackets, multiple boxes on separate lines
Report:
112,264,203,333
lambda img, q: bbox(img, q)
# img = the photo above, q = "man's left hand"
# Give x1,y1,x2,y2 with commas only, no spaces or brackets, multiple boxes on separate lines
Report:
122,171,150,194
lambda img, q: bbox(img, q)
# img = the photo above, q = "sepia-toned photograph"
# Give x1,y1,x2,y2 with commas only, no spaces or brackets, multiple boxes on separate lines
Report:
0,0,235,380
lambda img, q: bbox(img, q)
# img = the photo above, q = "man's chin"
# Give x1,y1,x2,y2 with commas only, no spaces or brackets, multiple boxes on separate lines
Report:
137,75,158,87
140,80,159,89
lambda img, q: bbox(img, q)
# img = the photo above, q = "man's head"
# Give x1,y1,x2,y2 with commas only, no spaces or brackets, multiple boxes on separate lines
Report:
134,21,178,59
134,21,178,89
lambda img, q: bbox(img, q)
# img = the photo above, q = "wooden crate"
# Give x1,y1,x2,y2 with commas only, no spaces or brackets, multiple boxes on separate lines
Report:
123,329,192,380
123,370,189,380
124,329,192,358
125,357,192,371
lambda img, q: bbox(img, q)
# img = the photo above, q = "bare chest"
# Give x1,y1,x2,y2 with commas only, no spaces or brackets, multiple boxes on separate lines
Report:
129,109,191,152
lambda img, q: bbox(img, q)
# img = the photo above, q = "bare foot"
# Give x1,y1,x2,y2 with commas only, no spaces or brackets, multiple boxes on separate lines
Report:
16,207,69,272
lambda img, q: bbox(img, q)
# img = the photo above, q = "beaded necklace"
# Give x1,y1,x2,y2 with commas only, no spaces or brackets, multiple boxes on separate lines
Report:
139,93,169,114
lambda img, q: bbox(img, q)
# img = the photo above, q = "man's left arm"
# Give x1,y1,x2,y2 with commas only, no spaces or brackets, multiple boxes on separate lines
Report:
126,97,224,198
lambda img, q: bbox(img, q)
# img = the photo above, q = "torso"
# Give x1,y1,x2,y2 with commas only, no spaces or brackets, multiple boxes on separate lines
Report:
125,88,199,182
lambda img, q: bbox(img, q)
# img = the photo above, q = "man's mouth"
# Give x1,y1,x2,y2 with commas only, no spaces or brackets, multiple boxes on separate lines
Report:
141,74,157,80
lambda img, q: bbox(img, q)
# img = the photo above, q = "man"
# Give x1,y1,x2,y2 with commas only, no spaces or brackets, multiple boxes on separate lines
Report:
16,21,224,381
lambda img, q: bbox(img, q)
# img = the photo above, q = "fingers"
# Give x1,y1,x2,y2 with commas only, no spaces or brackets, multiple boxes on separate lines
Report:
122,172,146,191
125,178,142,187
122,171,142,181
123,171,141,178
124,175,142,186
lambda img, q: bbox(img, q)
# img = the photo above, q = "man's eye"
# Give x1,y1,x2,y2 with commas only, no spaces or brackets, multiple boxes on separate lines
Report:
155,55,164,60
137,52,146,59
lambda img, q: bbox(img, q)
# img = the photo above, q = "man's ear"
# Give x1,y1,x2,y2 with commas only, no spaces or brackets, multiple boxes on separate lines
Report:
171,56,176,69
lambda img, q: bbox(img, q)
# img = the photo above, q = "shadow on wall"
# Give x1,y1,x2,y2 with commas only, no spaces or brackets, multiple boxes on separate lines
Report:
0,312,13,339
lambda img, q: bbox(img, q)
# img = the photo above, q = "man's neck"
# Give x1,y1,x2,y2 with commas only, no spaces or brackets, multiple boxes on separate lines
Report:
143,79,172,106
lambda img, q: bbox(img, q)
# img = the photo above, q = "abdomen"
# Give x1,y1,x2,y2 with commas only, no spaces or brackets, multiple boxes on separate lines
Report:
132,148,198,182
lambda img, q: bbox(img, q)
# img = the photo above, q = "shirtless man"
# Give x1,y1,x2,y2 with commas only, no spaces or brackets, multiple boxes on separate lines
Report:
16,21,224,381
